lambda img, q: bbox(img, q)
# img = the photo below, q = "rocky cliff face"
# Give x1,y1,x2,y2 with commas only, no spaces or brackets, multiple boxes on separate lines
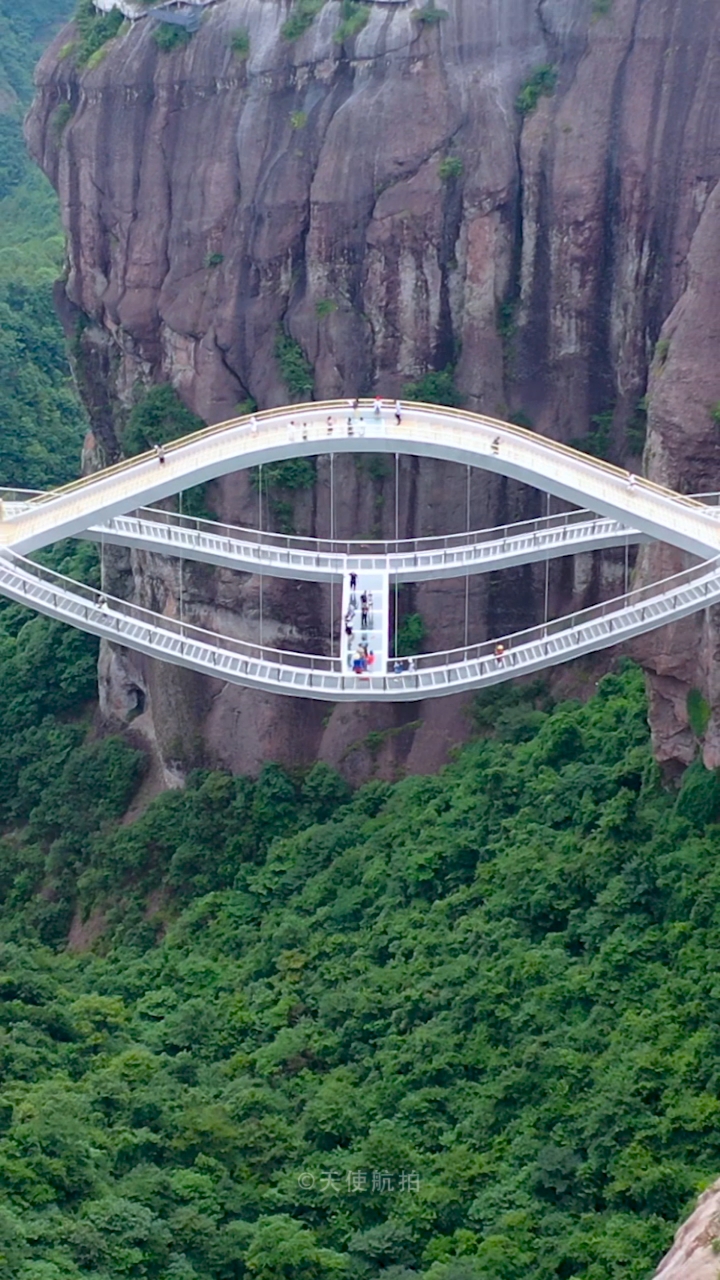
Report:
652,1178,720,1280
26,0,720,777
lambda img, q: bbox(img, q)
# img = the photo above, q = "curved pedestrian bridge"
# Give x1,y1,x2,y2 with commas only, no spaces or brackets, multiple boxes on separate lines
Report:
0,401,717,701
92,507,652,580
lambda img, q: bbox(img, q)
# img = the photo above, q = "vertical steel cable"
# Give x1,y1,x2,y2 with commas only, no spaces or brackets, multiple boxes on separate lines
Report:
330,452,335,658
543,491,551,632
178,489,184,642
258,464,263,649
464,464,470,650
394,452,399,657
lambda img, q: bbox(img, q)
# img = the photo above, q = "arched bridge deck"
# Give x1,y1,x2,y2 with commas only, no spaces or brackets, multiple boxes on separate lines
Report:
0,546,717,702
0,402,716,700
3,403,719,557
87,507,648,581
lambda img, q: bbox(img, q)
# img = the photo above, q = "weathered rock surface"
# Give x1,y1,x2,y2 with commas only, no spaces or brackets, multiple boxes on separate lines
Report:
639,177,720,772
26,0,720,775
653,1179,720,1280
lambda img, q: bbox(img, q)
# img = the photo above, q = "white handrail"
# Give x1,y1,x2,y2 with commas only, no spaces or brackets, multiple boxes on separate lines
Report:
1,404,718,702
85,507,646,583
2,403,719,559
1,545,719,702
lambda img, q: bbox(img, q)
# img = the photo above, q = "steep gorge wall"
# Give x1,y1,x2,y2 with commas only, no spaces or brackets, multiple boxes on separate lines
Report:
26,0,720,777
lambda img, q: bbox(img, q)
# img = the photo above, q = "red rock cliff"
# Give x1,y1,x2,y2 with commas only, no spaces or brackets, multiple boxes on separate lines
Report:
26,0,720,777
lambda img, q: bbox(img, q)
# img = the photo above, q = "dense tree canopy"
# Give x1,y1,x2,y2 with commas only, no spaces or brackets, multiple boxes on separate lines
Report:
1,663,720,1278
0,283,88,487
0,0,87,490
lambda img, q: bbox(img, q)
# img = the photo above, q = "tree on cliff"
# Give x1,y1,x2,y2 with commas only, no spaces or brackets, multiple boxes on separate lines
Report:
122,383,205,457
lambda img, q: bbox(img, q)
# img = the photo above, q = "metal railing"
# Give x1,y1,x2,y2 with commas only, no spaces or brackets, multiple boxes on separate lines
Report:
0,549,340,674
124,502,608,558
19,398,710,521
413,554,720,671
2,546,720,699
91,507,637,584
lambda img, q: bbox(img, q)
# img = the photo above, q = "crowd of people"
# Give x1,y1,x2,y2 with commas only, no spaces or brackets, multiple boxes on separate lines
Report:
343,571,426,679
240,399,408,446
345,574,377,676
334,398,404,437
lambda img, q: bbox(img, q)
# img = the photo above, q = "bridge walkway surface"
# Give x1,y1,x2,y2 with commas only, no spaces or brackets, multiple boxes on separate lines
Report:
0,404,718,700
85,508,647,581
340,566,389,679
2,403,720,558
0,544,718,701
7,490,720,583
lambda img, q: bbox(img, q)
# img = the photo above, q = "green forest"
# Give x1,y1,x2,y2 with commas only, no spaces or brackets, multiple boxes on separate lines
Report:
0,0,87,490
4,4,720,1279
4,647,720,1280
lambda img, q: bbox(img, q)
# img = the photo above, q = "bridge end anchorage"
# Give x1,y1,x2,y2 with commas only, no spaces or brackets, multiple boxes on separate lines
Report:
1,402,718,701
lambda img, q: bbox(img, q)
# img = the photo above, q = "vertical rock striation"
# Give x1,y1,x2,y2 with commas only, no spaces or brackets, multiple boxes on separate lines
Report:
26,0,720,776
652,1177,720,1280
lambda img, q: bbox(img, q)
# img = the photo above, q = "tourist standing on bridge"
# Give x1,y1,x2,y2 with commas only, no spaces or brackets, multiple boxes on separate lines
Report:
494,643,505,666
373,397,383,416
153,443,165,465
350,571,357,590
360,592,369,627
395,400,402,425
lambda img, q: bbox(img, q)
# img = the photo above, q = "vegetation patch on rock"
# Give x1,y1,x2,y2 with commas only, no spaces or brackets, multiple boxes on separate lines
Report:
121,383,205,458
229,27,250,58
74,0,123,66
281,0,326,42
404,365,459,407
153,21,193,52
335,0,371,43
516,64,558,116
275,327,315,400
